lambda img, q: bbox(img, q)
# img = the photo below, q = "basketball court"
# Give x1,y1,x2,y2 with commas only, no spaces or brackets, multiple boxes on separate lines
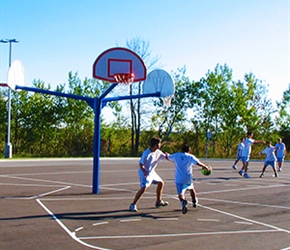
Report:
1,47,289,249
1,158,289,250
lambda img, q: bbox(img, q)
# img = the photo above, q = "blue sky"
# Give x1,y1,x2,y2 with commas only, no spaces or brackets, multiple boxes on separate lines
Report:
0,0,289,105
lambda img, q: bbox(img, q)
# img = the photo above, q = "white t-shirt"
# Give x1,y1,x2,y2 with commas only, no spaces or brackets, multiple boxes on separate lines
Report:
139,148,166,173
168,152,200,184
274,142,286,157
242,138,255,157
262,146,277,162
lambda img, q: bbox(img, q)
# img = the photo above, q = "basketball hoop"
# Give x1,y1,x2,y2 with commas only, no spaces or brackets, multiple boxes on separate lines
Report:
113,73,135,85
143,69,175,108
162,95,174,108
0,83,8,87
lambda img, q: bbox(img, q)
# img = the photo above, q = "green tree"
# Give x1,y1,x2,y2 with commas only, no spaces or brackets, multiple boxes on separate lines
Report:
11,80,60,156
276,84,290,150
197,64,234,157
0,89,8,153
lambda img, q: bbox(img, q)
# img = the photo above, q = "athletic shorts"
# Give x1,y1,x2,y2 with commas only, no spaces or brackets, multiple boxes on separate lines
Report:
264,161,276,168
277,157,284,163
175,183,194,195
138,169,163,188
241,156,250,163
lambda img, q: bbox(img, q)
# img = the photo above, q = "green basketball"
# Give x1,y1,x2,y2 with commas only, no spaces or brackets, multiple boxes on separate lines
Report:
201,166,212,176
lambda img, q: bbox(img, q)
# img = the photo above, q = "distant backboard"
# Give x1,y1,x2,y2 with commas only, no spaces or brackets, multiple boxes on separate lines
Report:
143,69,175,107
93,47,146,83
143,69,174,97
7,60,25,90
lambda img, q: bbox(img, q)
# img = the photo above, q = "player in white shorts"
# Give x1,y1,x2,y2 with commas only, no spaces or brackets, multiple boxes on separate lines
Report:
259,141,278,178
167,144,211,214
239,132,265,178
129,137,169,212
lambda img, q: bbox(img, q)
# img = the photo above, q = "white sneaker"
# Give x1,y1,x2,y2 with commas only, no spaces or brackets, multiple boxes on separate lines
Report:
129,203,138,212
155,200,169,208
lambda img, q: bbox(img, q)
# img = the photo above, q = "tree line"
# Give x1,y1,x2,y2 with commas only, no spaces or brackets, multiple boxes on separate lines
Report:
0,65,289,159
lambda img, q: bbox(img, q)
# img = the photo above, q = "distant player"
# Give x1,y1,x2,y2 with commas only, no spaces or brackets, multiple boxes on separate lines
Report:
259,141,278,178
166,144,211,214
274,138,286,172
232,138,244,170
129,137,169,212
238,132,265,178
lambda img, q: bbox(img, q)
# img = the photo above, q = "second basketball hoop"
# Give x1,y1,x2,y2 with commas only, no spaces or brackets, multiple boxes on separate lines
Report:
143,69,175,107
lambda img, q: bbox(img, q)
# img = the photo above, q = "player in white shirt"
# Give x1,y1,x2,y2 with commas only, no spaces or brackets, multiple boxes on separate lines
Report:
129,137,169,212
167,144,211,214
259,141,278,178
232,138,244,170
274,138,287,172
239,132,265,178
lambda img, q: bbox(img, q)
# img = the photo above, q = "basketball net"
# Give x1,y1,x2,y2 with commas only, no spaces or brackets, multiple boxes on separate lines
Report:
114,73,135,85
113,73,135,94
162,95,173,108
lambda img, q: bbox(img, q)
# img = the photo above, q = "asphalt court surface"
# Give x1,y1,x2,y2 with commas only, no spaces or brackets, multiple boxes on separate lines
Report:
0,158,289,250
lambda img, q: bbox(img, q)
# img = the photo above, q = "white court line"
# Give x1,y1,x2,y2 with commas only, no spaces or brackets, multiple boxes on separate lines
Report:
0,183,66,187
3,171,92,176
234,221,253,225
120,219,141,223
75,227,84,232
93,222,109,226
36,199,111,250
28,186,71,199
198,183,288,195
200,204,290,234
200,197,290,210
280,247,290,250
197,219,219,222
156,218,179,221
1,174,91,188
79,229,278,240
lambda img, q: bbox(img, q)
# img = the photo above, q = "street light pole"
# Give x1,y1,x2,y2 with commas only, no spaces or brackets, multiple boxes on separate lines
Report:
0,38,19,158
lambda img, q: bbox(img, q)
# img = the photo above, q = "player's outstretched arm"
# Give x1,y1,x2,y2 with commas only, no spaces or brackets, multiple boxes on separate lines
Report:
254,140,266,144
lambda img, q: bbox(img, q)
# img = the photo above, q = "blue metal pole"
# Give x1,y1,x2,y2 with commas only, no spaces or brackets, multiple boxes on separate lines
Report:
92,98,101,194
92,83,118,194
16,85,94,102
